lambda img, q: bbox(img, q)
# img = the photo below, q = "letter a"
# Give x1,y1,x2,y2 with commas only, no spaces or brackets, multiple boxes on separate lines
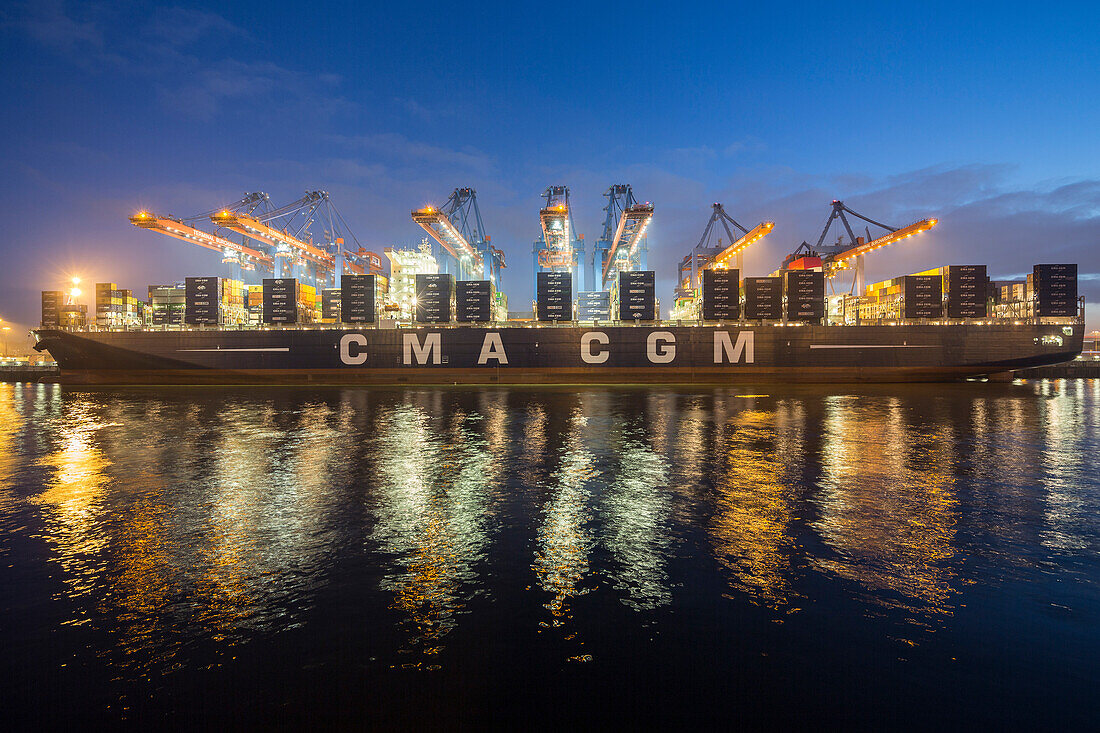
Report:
478,333,508,365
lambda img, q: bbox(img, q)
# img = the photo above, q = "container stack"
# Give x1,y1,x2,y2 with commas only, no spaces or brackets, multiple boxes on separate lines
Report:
263,278,300,324
59,304,87,328
456,280,494,323
902,275,943,318
701,269,739,321
415,273,455,323
41,291,64,327
185,277,221,325
149,284,186,325
121,290,145,327
321,288,341,322
298,283,317,324
616,270,656,321
246,286,263,324
744,277,783,320
536,272,572,322
577,290,611,321
95,282,121,328
785,271,825,323
220,279,246,326
944,265,987,318
1034,264,1077,317
341,274,376,324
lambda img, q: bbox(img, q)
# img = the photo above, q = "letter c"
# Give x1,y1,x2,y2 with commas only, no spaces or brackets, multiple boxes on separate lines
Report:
340,334,368,365
581,331,609,364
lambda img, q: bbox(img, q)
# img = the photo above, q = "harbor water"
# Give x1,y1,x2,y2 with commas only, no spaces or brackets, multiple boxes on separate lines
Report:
1,381,1098,728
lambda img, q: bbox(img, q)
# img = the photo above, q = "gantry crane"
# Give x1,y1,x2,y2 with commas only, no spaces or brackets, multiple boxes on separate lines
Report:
213,191,366,286
595,185,653,289
671,203,774,319
532,186,582,293
130,192,275,279
776,200,938,293
132,191,367,287
411,187,505,283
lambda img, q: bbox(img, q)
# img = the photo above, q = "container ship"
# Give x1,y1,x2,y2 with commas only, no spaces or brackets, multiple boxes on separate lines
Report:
31,191,1084,384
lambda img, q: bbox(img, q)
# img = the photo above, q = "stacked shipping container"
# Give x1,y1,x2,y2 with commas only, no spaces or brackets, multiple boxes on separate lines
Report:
577,290,611,321
415,273,455,323
701,269,739,320
537,272,572,322
456,280,494,323
615,270,657,321
785,271,825,323
744,277,783,320
341,274,377,323
1034,264,1077,317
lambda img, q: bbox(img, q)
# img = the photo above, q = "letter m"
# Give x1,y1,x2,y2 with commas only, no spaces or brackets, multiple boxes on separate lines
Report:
714,331,754,364
403,333,442,365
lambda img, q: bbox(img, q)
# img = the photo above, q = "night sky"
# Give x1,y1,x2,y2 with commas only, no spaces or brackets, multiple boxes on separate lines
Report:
2,0,1098,338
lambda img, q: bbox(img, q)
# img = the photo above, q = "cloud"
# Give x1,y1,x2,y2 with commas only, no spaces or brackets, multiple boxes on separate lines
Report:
160,59,346,120
723,137,767,156
3,0,102,52
5,1,353,121
328,133,497,178
144,6,246,47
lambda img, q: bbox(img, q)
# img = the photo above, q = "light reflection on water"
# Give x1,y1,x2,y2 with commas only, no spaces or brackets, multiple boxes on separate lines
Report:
1,380,1099,693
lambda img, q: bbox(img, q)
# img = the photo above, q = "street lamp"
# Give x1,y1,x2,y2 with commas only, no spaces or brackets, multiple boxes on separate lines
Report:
1,325,10,358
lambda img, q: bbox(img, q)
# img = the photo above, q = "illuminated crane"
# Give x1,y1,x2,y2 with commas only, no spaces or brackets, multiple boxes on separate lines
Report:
595,185,653,289
777,200,938,293
213,191,365,286
130,192,275,278
131,191,367,286
532,186,582,292
671,203,774,319
411,187,504,284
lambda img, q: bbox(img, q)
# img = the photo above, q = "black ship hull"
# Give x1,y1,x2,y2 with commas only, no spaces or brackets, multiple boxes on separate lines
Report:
32,323,1083,385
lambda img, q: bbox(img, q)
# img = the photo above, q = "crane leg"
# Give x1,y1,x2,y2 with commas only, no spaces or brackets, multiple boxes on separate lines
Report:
855,254,865,295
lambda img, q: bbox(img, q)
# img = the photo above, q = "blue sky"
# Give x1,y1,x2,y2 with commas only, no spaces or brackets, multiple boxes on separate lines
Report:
1,0,1098,334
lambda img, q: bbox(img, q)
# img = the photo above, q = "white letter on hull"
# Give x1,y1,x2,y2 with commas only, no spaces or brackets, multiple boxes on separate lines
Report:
340,334,369,366
478,333,508,364
714,331,754,363
403,333,442,365
647,331,676,364
581,332,609,364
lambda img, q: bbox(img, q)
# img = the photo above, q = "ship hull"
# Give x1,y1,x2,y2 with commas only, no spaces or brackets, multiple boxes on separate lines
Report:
33,323,1083,385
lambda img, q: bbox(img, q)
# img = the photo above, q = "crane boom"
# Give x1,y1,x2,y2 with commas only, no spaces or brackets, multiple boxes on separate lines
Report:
828,218,938,268
411,207,482,266
130,212,274,269
601,203,653,284
706,221,775,270
211,211,334,268
539,203,574,269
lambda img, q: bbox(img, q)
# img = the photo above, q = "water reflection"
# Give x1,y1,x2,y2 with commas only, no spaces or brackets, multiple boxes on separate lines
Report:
813,395,959,619
1,381,1098,687
370,397,498,667
603,440,673,611
533,408,596,638
33,398,113,603
710,404,799,610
